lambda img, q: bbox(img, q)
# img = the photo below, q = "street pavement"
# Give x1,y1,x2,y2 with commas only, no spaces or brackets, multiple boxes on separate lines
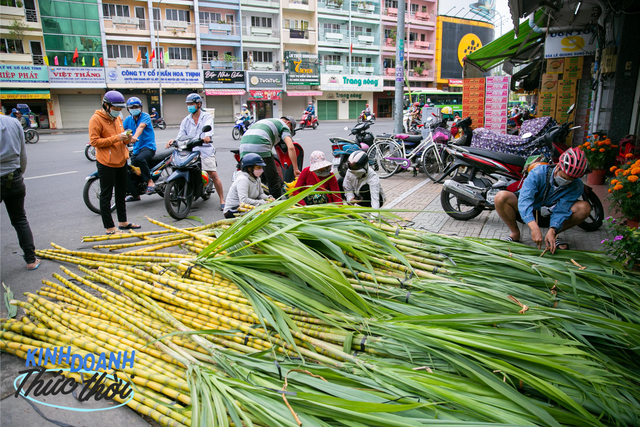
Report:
0,118,613,426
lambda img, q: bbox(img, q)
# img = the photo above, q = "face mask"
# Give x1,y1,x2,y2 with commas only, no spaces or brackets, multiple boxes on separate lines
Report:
350,169,366,178
109,108,120,118
315,168,331,177
253,169,264,178
187,105,197,114
554,175,573,187
130,108,141,116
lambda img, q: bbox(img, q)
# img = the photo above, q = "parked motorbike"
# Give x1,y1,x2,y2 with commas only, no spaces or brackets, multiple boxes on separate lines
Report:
163,125,215,219
438,106,603,231
232,115,252,140
300,111,319,130
330,121,375,179
83,148,173,214
152,118,166,130
357,111,375,124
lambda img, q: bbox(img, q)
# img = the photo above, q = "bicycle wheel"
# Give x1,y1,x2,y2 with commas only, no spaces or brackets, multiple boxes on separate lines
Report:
25,130,39,144
367,140,402,178
421,145,453,182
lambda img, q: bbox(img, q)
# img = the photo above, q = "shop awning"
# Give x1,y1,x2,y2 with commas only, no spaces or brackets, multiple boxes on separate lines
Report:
465,10,545,73
286,91,323,96
204,89,245,96
0,89,50,100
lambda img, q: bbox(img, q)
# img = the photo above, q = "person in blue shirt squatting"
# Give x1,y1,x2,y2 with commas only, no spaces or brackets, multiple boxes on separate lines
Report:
123,97,157,201
166,93,225,210
494,148,591,253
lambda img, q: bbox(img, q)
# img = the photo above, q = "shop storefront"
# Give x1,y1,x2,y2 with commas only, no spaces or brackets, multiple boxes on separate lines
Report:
203,70,246,123
373,91,395,118
245,72,286,120
283,52,321,117
48,67,106,129
318,75,383,120
0,65,51,128
105,68,203,125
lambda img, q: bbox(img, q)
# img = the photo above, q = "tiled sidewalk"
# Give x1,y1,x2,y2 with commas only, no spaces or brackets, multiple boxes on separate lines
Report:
381,173,613,251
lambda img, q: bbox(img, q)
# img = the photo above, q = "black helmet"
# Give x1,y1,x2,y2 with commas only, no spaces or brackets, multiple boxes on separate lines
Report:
348,150,369,171
281,116,296,137
241,153,266,171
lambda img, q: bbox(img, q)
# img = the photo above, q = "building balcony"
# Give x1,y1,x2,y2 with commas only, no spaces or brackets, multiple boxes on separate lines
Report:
282,0,316,11
204,60,244,70
282,29,317,45
407,12,435,26
104,17,150,36
248,62,281,71
350,1,380,17
241,26,281,43
322,63,381,75
107,58,199,70
0,5,41,30
318,30,350,46
321,62,346,74
408,40,431,51
0,52,34,64
351,31,379,49
200,23,241,44
408,70,433,80
198,0,241,8
318,0,350,15
241,0,280,9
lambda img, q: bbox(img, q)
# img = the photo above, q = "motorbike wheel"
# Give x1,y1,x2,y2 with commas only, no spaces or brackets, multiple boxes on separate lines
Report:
154,166,172,197
83,177,115,214
367,140,402,179
164,178,192,220
85,145,97,162
577,189,604,231
357,117,363,124
312,122,318,130
158,121,166,130
232,127,241,140
421,146,454,182
201,180,215,200
25,129,39,144
440,175,484,220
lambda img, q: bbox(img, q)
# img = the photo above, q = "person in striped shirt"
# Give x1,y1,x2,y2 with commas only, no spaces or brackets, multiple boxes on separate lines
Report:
238,116,300,199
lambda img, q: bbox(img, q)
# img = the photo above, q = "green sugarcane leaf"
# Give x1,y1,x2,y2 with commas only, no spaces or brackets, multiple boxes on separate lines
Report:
3,283,17,318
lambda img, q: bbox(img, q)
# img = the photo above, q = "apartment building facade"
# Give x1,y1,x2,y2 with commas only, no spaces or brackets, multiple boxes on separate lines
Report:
1,0,439,126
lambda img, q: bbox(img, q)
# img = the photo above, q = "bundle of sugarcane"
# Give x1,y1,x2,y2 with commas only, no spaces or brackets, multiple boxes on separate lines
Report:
5,184,640,426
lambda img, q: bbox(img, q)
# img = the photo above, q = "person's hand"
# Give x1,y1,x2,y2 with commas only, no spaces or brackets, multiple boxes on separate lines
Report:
267,196,275,202
530,225,543,249
165,140,174,148
351,197,362,206
545,228,557,254
203,136,211,143
117,133,130,142
131,136,138,143
294,169,301,177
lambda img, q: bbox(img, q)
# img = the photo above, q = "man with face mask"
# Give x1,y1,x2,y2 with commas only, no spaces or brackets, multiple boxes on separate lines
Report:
223,153,274,218
343,150,386,209
495,148,591,253
123,97,156,200
166,93,225,210
89,90,139,234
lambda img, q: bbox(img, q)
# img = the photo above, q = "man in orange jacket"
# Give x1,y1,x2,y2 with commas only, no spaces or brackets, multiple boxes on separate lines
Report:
89,90,140,234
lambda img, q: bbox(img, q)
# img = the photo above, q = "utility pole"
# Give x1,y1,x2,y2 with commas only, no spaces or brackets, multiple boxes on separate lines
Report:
393,0,406,133
154,0,164,120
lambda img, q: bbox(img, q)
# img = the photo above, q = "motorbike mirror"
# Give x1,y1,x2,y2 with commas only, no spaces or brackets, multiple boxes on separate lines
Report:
201,125,212,133
521,132,533,139
344,126,349,130
570,125,582,130
567,104,575,115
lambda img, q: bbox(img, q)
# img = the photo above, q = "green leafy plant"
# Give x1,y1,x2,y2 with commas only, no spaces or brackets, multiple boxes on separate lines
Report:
601,217,640,269
609,156,640,220
223,52,236,63
421,5,427,12
413,65,423,75
8,19,29,41
3,283,17,318
579,134,617,170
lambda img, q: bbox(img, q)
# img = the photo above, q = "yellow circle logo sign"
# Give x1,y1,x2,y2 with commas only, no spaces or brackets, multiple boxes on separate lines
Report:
561,35,585,52
458,34,482,67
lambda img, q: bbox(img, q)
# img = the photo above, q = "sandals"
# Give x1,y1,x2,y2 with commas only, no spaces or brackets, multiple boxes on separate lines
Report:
119,223,141,230
555,239,569,250
501,236,521,243
146,186,156,195
27,258,41,271
106,229,123,235
220,203,225,211
125,196,141,202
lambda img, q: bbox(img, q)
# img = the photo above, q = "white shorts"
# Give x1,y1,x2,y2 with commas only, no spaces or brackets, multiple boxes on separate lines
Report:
201,155,217,172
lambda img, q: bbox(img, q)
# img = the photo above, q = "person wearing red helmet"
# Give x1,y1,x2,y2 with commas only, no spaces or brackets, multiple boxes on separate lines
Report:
494,148,591,253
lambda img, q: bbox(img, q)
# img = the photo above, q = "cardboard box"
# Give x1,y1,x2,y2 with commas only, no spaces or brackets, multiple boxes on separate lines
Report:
557,91,576,101
546,58,564,74
563,70,581,79
485,83,509,90
486,76,510,84
463,104,485,112
485,96,508,104
484,108,507,117
463,78,485,85
485,89,509,97
563,56,584,73
557,79,577,94
539,106,555,117
485,102,507,112
556,99,575,112
541,73,559,92
540,97,557,110
463,91,485,99
485,116,508,125
464,83,485,92
462,97,485,106
539,92,557,101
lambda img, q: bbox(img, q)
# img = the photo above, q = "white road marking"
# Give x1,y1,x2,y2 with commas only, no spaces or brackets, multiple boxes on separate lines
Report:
325,133,337,136
25,171,78,180
42,138,65,141
384,178,432,209
72,150,84,153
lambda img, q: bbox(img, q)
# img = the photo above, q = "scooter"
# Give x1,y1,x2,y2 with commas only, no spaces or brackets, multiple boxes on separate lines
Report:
357,111,375,124
163,125,215,219
300,111,318,130
438,106,603,231
330,121,375,179
152,118,166,130
232,115,252,140
83,148,173,214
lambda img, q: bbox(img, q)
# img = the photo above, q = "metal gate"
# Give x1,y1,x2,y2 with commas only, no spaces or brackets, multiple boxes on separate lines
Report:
58,94,102,129
349,100,368,119
317,100,337,120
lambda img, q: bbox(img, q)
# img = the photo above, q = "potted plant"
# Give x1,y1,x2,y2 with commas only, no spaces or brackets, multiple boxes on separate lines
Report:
579,134,617,185
609,155,640,227
421,6,427,12
413,65,423,77
601,217,640,269
386,29,396,46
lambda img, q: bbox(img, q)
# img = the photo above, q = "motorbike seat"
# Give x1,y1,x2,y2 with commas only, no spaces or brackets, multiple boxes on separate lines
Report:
150,148,173,165
465,147,526,168
395,134,423,144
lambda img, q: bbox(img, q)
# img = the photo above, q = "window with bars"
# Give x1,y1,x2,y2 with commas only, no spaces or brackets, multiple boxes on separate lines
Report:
0,38,24,54
165,9,190,22
169,47,192,60
324,54,341,64
352,56,363,64
202,50,219,62
102,4,130,18
107,44,133,58
383,58,395,68
384,0,398,7
409,32,418,41
283,19,298,29
351,25,363,36
384,29,393,39
199,12,221,25
252,51,273,63
251,16,272,27
410,4,418,13
323,23,340,32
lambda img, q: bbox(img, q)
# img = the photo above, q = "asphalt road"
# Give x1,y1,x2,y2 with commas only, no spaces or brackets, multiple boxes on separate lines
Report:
0,119,396,310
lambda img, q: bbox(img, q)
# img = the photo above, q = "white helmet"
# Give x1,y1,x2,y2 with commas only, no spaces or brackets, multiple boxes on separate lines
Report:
242,103,248,108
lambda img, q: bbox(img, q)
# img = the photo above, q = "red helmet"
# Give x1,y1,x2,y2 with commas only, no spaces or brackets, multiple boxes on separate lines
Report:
414,102,420,106
558,148,588,178
366,104,369,107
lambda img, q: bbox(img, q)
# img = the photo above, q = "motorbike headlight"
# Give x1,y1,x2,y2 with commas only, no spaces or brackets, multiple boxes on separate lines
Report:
186,156,200,168
178,141,187,150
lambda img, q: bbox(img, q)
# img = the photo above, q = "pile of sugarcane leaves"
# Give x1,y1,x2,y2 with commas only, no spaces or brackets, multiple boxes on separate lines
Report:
3,184,640,427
